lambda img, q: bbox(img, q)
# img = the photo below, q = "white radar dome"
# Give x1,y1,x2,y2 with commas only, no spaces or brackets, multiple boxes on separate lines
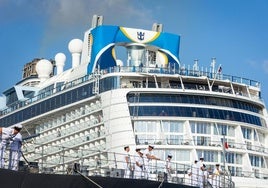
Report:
36,59,53,81
55,53,66,75
55,53,66,64
68,39,83,53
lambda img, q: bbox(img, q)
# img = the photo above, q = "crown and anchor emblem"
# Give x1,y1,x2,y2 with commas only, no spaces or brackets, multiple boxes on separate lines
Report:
137,31,145,41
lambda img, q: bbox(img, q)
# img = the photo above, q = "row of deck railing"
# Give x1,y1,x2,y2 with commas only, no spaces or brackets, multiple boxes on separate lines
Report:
136,138,268,154
1,146,237,187
1,65,261,117
3,140,268,179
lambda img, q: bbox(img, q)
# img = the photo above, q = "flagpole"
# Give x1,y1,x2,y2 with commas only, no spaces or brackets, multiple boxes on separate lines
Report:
223,134,226,170
210,64,222,90
223,132,234,187
223,133,226,187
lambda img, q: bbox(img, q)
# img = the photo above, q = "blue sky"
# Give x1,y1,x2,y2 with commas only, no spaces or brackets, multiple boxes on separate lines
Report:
0,0,268,104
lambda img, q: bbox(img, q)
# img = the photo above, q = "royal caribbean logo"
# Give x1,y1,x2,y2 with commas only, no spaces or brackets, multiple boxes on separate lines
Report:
137,31,145,41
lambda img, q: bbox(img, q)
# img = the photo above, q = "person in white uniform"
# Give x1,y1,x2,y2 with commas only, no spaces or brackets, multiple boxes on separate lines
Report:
134,149,145,179
188,160,199,186
143,145,160,179
8,132,22,170
164,155,172,182
212,164,222,188
123,146,134,178
197,156,205,169
198,164,209,188
0,124,22,168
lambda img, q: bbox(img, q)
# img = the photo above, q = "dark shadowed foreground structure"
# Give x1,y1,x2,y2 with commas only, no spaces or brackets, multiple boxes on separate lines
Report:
0,169,196,188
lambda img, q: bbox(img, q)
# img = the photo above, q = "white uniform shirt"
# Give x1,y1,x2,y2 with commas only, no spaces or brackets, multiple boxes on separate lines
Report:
10,133,22,151
1,127,16,145
134,153,144,170
143,148,152,162
165,159,171,173
213,167,222,176
124,150,134,169
196,160,204,170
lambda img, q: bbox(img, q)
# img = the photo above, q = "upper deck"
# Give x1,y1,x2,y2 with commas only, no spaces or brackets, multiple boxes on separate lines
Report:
0,65,262,118
0,16,264,127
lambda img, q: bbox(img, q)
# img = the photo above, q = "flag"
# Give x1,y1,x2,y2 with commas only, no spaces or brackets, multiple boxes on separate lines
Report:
218,66,222,73
224,142,228,149
224,141,229,151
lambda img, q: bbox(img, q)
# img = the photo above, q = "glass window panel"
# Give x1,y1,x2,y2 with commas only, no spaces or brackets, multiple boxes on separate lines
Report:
175,150,190,161
191,123,195,133
136,135,146,144
228,126,235,137
197,151,211,162
170,122,180,132
162,121,169,132
236,154,242,164
147,122,155,132
147,134,156,143
169,135,180,145
213,125,218,135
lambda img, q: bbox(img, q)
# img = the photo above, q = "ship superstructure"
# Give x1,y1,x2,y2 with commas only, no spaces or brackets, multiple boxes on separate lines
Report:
0,15,268,187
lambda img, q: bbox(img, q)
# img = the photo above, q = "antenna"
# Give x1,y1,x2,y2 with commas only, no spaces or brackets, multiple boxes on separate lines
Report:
92,15,103,28
193,59,199,71
210,57,216,73
152,23,163,32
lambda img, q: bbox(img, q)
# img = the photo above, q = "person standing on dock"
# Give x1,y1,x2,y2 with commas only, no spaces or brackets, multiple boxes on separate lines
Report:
0,124,22,168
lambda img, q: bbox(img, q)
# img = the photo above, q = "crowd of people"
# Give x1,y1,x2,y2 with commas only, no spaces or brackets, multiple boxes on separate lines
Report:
123,145,163,180
0,124,23,171
187,156,224,188
123,145,224,187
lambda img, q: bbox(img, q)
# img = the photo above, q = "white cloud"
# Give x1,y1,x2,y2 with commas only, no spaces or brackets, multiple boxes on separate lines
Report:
1,0,155,37
0,0,157,59
42,0,154,29
36,0,155,54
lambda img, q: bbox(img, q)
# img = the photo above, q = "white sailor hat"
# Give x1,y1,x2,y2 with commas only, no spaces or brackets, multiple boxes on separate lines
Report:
14,124,22,129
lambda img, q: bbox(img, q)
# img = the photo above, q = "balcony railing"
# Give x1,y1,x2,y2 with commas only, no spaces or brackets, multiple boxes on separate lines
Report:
0,66,262,117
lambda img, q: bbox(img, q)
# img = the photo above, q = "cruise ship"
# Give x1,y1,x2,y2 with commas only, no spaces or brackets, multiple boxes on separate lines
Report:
0,15,268,187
